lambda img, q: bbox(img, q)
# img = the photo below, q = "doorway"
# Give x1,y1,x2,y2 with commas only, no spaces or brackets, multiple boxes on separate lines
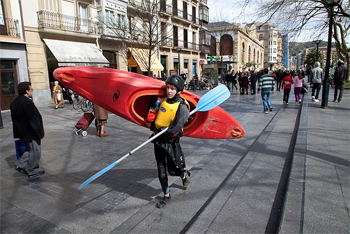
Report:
0,60,18,110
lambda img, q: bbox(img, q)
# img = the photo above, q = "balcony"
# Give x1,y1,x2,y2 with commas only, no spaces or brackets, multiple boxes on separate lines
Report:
160,4,172,15
37,10,98,34
0,17,21,38
172,9,200,26
160,38,200,51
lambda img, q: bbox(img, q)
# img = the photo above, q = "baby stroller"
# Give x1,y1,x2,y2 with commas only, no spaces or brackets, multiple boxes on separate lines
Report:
74,112,95,136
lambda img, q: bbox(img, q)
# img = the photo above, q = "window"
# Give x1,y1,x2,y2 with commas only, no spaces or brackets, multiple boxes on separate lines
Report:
173,26,178,47
79,4,88,32
118,14,125,29
183,2,187,19
273,48,276,53
106,10,114,26
0,0,6,35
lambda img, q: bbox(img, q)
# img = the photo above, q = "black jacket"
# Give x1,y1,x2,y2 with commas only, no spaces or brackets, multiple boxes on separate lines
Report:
10,95,44,142
334,65,348,84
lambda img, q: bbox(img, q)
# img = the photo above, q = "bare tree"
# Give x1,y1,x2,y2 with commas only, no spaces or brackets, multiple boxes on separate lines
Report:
241,0,349,78
97,0,172,75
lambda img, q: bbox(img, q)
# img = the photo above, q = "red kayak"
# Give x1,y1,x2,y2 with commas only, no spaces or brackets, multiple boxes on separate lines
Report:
53,67,245,139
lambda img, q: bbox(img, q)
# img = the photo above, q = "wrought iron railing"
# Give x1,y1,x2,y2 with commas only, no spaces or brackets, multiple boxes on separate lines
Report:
37,10,98,34
160,38,200,51
0,17,21,37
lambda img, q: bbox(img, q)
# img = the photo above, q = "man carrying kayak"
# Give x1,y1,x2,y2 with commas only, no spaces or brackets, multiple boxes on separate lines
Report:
146,75,191,208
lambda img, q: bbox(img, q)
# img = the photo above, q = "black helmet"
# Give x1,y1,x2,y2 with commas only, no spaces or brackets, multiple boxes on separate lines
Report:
166,75,184,91
338,60,344,65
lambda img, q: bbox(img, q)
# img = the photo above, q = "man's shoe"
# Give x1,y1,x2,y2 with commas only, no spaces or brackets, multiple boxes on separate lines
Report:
182,171,190,189
269,108,273,112
28,170,45,181
15,166,27,175
314,99,319,102
156,195,171,208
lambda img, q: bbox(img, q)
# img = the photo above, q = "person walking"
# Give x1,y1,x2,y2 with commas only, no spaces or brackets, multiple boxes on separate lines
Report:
250,70,257,95
52,81,65,109
193,73,202,91
225,71,233,92
310,62,323,102
281,71,294,105
146,75,191,208
276,69,284,91
93,104,109,137
259,68,275,114
241,71,249,95
333,60,348,103
293,71,304,104
11,81,45,181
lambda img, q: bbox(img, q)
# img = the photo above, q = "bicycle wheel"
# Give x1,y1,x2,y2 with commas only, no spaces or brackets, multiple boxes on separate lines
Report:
81,99,91,112
73,99,81,110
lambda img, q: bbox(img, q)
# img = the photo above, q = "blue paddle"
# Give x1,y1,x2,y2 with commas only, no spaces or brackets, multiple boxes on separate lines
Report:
78,85,230,190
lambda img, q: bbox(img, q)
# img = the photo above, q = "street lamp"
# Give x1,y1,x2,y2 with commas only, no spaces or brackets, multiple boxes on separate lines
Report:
313,40,322,62
321,0,342,108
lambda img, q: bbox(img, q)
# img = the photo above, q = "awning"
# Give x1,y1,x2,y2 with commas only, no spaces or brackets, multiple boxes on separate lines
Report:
44,39,109,67
129,48,164,72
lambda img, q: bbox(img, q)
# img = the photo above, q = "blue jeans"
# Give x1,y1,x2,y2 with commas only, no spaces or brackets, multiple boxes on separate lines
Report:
261,89,272,111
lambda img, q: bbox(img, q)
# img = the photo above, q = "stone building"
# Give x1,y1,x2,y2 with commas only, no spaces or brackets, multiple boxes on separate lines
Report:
208,21,264,74
0,0,210,109
255,22,284,70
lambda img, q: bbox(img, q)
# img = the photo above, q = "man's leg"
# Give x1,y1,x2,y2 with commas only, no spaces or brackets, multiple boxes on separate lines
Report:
338,83,344,102
27,140,41,176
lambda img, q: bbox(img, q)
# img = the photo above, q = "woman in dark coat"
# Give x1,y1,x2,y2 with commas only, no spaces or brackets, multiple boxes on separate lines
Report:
241,71,249,95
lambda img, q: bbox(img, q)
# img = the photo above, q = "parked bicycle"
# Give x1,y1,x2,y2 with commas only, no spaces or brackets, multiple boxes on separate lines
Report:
72,93,93,112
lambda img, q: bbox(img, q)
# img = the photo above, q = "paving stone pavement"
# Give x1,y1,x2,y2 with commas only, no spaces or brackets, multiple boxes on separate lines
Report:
0,85,349,233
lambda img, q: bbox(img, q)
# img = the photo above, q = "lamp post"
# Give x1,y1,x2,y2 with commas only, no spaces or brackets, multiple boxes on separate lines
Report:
313,40,322,62
321,0,341,108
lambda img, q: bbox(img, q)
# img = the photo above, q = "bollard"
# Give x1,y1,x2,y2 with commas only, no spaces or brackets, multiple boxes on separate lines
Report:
0,108,3,129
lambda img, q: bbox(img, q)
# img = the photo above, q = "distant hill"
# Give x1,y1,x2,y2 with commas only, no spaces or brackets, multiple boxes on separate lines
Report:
289,41,333,56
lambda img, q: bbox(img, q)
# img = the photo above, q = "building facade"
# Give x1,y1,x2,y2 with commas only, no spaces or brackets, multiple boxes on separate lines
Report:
256,22,282,70
208,21,264,75
0,0,29,110
0,0,210,109
158,0,210,81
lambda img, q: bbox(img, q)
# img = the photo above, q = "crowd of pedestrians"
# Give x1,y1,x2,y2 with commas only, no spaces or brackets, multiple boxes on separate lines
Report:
219,59,347,113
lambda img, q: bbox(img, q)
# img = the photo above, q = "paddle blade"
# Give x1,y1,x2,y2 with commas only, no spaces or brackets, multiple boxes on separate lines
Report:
193,85,230,113
78,161,118,190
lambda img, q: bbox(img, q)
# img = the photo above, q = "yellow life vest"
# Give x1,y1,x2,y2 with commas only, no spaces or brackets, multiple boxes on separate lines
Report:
155,98,180,129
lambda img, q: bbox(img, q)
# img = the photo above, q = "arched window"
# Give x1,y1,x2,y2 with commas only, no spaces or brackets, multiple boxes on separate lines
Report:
248,46,251,62
253,48,256,64
210,36,216,56
241,42,245,64
220,34,233,56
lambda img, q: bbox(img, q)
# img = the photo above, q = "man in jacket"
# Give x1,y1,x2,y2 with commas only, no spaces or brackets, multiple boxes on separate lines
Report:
259,68,275,114
310,61,323,102
333,60,348,103
11,82,45,180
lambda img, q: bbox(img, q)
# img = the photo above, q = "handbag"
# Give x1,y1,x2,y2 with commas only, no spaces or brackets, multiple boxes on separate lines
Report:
15,140,28,159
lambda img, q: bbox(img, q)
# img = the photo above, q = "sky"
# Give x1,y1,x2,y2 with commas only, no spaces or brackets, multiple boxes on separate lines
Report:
206,0,329,43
